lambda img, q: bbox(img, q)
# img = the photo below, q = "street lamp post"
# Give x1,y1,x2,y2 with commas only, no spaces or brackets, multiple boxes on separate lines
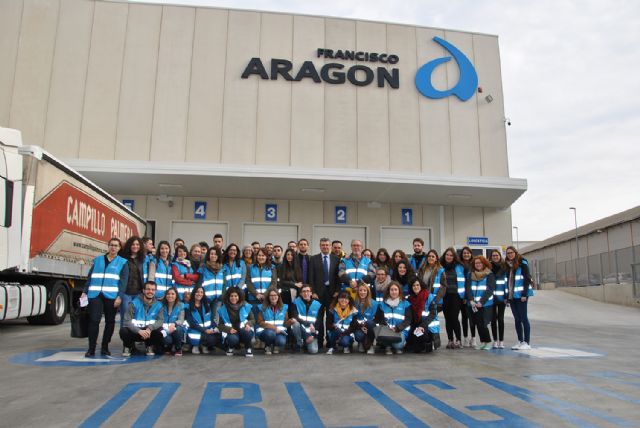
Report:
569,207,579,284
513,226,519,250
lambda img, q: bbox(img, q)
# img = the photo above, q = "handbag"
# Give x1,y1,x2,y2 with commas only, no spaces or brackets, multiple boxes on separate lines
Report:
374,324,402,343
70,307,89,338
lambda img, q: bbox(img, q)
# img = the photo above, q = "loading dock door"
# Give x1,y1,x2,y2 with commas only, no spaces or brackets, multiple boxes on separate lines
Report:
170,221,228,247
312,225,367,251
380,227,430,254
242,223,299,248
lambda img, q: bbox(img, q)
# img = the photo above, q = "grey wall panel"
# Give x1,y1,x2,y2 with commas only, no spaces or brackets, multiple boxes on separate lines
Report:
483,207,512,246
0,0,24,127
221,10,261,165
185,7,228,163
608,223,632,251
115,4,161,161
255,13,293,166
290,15,325,168
453,206,483,245
79,0,128,160
10,0,59,146
149,6,195,162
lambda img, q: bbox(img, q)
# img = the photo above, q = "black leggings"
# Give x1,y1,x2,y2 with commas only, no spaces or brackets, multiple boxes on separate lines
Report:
443,293,462,342
461,303,476,338
469,306,492,343
491,301,506,341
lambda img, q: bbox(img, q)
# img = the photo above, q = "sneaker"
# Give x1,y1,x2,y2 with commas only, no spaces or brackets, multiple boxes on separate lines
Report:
100,347,110,356
265,347,272,355
455,341,463,349
273,346,280,354
481,342,492,350
470,337,477,347
343,347,351,354
245,348,254,357
464,337,471,347
511,342,522,350
498,341,505,349
146,346,155,356
326,348,334,355
192,346,200,354
85,349,95,358
519,342,531,350
358,343,365,353
201,346,210,354
395,349,403,355
174,349,183,357
492,342,499,349
474,343,484,350
122,347,131,357
367,347,375,355
225,349,234,357
385,347,393,355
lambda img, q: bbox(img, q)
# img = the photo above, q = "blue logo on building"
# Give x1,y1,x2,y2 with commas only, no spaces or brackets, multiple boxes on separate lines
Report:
415,37,478,101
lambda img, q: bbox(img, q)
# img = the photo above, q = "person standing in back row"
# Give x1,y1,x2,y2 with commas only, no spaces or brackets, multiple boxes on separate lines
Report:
435,247,466,349
308,238,340,348
505,246,533,350
297,239,311,285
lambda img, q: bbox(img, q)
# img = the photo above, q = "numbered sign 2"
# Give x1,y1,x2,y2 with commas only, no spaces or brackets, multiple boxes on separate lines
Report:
194,201,207,220
335,206,347,224
401,208,413,225
265,204,278,222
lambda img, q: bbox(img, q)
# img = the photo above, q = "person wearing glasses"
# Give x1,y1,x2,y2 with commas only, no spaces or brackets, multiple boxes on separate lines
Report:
83,238,128,357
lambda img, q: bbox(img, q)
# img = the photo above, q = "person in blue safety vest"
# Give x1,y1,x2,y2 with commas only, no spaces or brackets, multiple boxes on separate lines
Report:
353,283,378,354
185,285,221,354
83,237,129,357
417,250,441,298
375,281,412,355
465,256,495,350
490,249,508,349
338,239,372,300
216,287,255,357
290,284,322,354
221,244,246,291
409,238,428,272
172,245,199,302
372,266,391,304
119,281,164,357
160,287,185,356
435,247,467,349
325,290,358,355
119,236,147,328
197,247,226,321
148,241,174,300
256,287,293,355
505,246,534,351
246,248,277,316
407,278,440,353
459,246,477,348
391,260,417,297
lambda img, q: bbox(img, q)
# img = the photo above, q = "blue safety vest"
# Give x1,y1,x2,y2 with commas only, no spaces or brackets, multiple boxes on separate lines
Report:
256,304,288,334
162,302,184,331
186,305,213,346
142,254,153,282
87,255,128,299
223,260,246,288
380,300,410,338
294,297,322,334
468,274,494,308
171,261,194,301
433,264,466,301
409,254,426,272
355,300,379,323
512,259,534,298
218,302,253,330
493,270,507,302
131,296,163,329
420,294,440,333
341,256,371,290
198,266,225,301
153,257,174,298
331,307,357,332
249,264,274,301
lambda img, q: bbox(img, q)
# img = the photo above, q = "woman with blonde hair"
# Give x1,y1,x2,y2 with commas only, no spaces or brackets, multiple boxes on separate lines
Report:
465,256,495,350
353,283,378,354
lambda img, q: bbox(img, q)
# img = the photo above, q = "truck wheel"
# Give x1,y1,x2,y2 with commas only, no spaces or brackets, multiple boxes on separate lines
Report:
29,281,69,325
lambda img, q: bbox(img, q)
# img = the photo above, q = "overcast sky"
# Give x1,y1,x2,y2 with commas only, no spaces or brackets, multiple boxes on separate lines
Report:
146,0,640,241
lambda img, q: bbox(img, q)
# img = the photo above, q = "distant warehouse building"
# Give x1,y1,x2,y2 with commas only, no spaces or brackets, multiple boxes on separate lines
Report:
523,206,640,306
0,0,526,252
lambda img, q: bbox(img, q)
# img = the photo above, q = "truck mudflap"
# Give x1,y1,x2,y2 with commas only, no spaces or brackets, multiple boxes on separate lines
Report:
0,283,47,321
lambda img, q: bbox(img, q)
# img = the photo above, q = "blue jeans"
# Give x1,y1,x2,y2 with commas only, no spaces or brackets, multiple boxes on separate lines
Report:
291,323,319,354
510,299,530,344
354,320,375,346
225,328,254,350
328,329,353,349
163,326,185,351
258,329,287,348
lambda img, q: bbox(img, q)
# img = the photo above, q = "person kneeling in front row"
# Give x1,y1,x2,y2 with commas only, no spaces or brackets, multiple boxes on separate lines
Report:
119,281,164,356
216,287,255,357
290,284,322,354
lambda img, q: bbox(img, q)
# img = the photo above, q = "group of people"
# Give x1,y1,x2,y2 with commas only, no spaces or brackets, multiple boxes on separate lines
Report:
82,234,533,358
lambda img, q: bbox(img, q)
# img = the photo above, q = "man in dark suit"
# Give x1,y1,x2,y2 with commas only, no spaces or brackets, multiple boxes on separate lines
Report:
308,237,339,348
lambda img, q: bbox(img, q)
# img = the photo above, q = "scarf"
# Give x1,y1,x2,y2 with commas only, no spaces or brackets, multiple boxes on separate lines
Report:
176,257,191,269
206,260,221,273
385,297,400,308
375,276,391,293
471,268,491,282
409,289,429,323
228,303,240,311
441,260,455,271
335,305,352,320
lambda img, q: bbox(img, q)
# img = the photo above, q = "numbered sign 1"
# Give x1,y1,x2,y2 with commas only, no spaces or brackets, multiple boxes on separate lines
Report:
265,204,278,222
335,206,347,224
194,201,207,220
122,199,135,211
401,208,413,225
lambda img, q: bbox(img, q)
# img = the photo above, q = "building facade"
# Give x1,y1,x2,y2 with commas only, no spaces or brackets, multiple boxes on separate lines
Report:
0,0,526,252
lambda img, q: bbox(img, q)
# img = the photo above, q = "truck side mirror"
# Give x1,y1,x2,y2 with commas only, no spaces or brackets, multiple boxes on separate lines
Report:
0,177,13,227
